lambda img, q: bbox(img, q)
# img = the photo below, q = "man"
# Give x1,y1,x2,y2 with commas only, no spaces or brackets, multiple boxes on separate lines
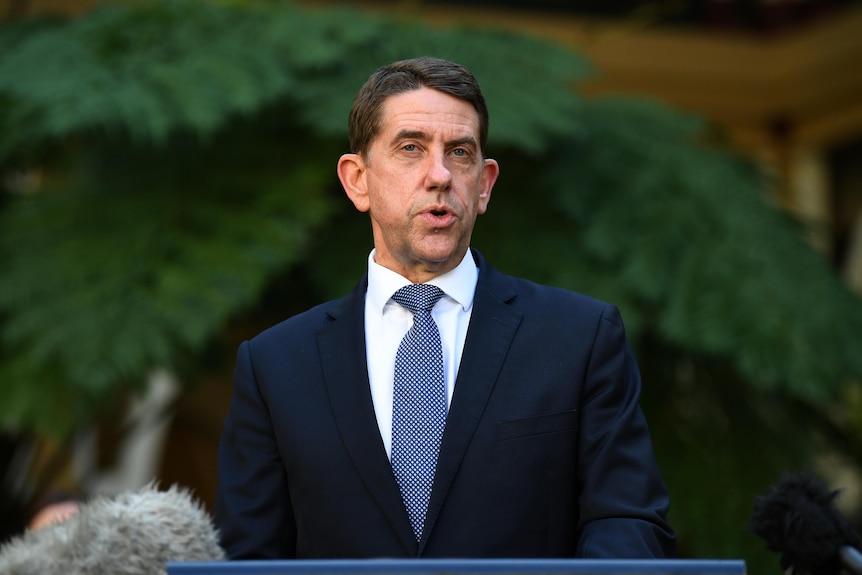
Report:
214,57,676,559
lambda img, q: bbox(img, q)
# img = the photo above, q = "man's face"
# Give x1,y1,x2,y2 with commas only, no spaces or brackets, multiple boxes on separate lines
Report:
339,87,499,283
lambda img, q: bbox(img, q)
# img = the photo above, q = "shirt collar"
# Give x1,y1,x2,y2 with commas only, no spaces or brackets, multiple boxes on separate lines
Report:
366,249,478,316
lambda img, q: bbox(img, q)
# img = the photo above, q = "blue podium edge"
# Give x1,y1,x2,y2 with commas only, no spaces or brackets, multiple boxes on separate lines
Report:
166,558,746,575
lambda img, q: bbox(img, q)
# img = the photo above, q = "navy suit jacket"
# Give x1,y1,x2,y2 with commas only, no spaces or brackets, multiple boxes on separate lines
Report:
214,249,675,559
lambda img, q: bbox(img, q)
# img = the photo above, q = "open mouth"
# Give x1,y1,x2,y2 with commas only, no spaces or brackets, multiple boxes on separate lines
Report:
430,209,448,217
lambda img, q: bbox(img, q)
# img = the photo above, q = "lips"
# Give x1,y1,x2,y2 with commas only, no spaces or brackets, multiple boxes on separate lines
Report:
423,202,453,216
421,205,456,227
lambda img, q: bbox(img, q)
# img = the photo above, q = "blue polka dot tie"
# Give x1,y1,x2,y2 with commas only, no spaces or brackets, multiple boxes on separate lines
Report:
390,283,447,541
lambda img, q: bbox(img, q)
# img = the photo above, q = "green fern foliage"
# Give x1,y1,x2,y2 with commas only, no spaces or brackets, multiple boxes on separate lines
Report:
0,130,335,435
540,96,862,400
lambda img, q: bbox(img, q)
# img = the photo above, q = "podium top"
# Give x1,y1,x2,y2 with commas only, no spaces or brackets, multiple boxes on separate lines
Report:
166,558,746,575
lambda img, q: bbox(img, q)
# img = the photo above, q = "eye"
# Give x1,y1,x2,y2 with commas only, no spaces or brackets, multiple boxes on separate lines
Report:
402,144,418,152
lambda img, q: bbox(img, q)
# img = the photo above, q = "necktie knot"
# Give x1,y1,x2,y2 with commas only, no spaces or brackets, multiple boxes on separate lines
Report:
392,284,444,314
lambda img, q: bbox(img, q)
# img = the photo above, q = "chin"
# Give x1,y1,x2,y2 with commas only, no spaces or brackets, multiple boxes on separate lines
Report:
416,247,463,268
419,235,467,258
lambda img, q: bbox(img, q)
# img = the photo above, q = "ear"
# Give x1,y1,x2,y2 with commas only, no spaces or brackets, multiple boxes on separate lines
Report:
477,158,499,215
337,153,370,212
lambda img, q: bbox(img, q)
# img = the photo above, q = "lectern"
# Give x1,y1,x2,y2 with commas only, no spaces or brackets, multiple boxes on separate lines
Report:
167,558,746,575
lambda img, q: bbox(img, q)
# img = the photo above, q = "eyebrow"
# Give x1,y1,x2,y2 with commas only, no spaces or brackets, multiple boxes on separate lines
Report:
392,129,478,150
393,129,429,143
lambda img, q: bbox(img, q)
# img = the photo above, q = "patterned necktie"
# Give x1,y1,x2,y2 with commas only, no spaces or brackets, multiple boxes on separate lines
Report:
390,283,447,541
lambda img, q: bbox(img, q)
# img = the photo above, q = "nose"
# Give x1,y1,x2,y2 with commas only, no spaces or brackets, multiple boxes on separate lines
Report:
425,152,452,191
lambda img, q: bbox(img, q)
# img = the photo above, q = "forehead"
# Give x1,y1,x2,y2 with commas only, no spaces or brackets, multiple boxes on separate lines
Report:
378,87,480,140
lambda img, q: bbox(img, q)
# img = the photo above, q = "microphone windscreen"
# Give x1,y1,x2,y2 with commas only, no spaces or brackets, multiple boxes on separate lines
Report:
0,483,225,575
750,472,862,575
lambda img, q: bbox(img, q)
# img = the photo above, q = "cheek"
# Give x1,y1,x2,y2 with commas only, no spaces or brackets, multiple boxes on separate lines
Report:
366,189,402,227
368,169,406,200
368,170,416,208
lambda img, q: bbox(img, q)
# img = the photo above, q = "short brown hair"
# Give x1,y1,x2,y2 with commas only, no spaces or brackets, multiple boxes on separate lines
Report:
347,57,490,157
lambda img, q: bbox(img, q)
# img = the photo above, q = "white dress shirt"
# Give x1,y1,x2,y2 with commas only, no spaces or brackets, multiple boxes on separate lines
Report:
364,249,478,458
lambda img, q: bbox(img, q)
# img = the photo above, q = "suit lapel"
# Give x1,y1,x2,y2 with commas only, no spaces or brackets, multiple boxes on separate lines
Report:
317,278,417,555
420,252,522,551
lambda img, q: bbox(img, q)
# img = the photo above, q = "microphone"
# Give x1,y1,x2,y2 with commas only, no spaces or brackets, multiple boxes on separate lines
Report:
750,472,862,575
0,483,225,574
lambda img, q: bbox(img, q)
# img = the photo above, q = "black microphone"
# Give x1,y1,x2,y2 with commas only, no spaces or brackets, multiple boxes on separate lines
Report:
0,483,225,574
750,472,862,575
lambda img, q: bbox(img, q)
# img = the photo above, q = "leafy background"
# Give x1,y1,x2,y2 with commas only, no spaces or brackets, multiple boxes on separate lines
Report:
2,1,862,571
